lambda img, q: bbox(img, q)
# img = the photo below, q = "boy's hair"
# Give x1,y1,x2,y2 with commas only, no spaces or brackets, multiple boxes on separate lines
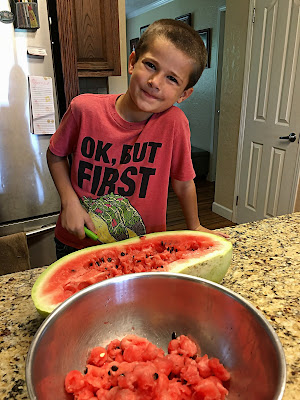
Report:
134,19,208,89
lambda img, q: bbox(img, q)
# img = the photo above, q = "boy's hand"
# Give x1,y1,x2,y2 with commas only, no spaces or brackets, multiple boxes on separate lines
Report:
193,224,229,239
61,197,96,240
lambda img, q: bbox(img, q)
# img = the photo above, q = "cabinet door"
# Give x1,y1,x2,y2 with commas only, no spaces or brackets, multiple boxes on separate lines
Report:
55,0,121,106
72,0,121,77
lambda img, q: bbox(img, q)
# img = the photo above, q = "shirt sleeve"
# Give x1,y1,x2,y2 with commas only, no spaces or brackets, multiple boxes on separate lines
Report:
49,99,80,157
170,111,196,181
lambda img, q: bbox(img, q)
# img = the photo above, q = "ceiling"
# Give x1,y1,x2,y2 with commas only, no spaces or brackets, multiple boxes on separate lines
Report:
125,0,166,17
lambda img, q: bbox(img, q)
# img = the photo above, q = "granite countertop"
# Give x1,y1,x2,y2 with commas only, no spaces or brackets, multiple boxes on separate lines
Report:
0,213,299,399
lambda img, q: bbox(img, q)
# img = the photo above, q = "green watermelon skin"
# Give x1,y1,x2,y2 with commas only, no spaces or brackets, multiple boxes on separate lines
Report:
31,231,232,317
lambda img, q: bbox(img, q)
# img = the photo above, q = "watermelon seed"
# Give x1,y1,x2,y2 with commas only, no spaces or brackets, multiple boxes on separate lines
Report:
172,332,177,339
153,373,159,380
111,365,118,371
95,261,100,266
120,373,125,377
115,265,119,269
71,269,76,272
107,258,112,262
108,370,111,375
101,258,104,262
84,367,88,374
121,252,125,256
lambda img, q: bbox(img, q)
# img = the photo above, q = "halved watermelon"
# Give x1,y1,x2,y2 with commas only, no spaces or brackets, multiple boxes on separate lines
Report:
32,231,232,316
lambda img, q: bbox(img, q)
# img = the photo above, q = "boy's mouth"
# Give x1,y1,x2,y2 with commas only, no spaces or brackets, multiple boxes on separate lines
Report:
141,89,159,100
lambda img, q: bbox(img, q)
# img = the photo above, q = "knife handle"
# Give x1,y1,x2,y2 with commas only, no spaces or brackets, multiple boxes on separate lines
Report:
84,227,99,241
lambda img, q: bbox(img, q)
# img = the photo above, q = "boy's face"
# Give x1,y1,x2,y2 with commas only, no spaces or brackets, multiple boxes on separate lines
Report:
127,37,194,118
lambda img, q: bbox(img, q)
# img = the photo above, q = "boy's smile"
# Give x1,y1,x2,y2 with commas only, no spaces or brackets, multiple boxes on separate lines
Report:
116,37,194,122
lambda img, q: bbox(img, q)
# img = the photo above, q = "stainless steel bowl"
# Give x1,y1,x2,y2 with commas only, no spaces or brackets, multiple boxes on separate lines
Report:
26,273,286,399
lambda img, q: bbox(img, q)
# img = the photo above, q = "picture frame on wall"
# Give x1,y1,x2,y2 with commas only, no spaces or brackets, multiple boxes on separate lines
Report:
130,37,139,52
197,28,211,68
175,13,192,26
140,24,149,35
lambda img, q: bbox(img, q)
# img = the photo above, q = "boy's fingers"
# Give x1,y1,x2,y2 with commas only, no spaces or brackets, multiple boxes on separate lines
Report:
84,215,96,234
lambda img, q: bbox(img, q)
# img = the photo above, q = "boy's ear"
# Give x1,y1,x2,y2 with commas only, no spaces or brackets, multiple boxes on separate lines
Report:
128,51,136,75
177,88,194,104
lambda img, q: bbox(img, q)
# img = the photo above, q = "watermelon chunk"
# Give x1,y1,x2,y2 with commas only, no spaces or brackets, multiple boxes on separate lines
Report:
32,231,232,316
64,334,230,400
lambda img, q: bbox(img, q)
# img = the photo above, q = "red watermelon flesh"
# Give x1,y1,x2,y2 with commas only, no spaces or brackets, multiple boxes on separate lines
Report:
65,334,230,399
32,231,232,316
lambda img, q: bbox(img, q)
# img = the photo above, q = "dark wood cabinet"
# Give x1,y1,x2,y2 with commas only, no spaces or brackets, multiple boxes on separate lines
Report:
51,0,121,108
71,0,121,78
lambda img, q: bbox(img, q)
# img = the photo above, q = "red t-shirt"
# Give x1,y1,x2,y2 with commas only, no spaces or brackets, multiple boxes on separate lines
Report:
49,94,195,249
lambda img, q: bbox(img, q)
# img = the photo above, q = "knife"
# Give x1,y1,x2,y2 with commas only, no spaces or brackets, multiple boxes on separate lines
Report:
84,227,101,242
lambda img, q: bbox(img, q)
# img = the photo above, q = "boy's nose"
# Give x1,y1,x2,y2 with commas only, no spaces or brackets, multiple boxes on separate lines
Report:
147,73,162,90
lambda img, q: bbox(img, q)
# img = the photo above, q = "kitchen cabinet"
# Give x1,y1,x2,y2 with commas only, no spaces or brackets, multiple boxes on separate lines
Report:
53,0,121,107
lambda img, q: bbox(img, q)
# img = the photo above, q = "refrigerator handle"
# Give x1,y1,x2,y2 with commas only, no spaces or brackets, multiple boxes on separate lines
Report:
26,224,56,237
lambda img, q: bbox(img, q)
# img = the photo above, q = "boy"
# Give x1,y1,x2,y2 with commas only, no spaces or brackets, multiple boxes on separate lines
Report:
47,19,227,259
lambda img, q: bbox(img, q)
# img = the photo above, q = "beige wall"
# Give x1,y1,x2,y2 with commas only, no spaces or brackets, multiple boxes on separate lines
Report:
214,0,249,211
214,0,300,215
108,0,128,94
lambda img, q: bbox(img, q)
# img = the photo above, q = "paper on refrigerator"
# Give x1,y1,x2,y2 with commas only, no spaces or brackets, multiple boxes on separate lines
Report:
28,76,56,135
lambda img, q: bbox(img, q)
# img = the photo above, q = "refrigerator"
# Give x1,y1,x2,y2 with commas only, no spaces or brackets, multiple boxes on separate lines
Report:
0,0,61,267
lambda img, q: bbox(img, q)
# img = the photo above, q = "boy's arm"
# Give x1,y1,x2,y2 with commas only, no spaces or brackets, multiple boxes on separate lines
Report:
46,148,95,239
171,178,229,238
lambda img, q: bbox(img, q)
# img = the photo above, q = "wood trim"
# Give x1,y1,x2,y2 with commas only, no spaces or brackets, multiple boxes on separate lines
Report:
232,0,255,223
56,0,79,107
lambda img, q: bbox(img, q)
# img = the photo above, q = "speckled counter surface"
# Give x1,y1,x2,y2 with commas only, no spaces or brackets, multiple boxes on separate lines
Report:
0,213,299,399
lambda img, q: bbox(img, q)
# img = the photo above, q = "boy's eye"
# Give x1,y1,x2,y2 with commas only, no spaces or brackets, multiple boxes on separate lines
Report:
167,76,178,84
145,61,156,70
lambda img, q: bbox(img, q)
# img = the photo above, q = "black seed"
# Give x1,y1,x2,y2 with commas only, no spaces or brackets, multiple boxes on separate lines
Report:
160,265,163,268
161,241,163,246
84,367,88,374
115,265,119,269
183,379,187,385
192,355,197,360
172,332,177,340
153,373,159,380
137,260,141,262
108,370,111,375
116,346,120,349
101,258,104,262
95,261,100,266
111,365,118,371
108,258,112,262
120,373,125,377
146,254,148,258
121,252,125,256
71,269,76,272
90,262,93,267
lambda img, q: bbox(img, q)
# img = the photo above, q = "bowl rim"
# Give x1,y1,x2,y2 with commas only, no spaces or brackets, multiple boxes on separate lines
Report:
26,272,286,399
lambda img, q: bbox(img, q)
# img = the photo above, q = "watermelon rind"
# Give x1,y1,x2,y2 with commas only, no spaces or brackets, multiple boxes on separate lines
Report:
31,231,232,317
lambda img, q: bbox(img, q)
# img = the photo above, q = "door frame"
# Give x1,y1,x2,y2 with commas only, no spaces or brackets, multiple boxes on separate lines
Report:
209,5,226,182
232,0,300,222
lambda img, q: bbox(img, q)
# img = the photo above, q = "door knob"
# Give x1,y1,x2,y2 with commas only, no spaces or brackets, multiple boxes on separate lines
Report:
279,133,297,142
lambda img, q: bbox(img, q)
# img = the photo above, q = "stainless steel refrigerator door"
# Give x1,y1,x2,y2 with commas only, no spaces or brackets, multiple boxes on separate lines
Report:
0,1,60,225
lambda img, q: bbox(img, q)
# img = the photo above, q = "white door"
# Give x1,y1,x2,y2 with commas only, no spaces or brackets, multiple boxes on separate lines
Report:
234,0,300,224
